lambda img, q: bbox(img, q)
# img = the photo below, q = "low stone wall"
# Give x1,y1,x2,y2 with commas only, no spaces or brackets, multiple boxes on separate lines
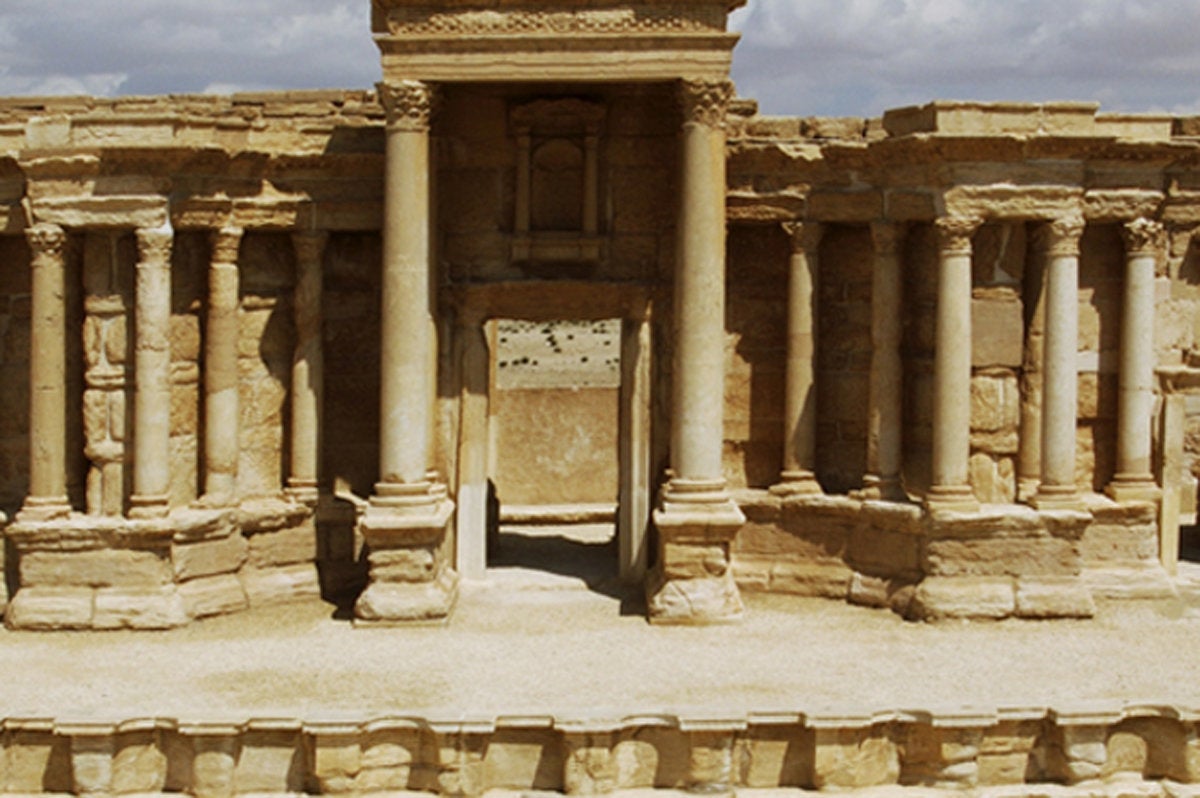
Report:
3,498,318,630
732,490,1173,620
0,706,1196,795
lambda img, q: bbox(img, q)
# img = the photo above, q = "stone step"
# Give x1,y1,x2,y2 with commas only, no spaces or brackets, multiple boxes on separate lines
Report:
3,704,1197,795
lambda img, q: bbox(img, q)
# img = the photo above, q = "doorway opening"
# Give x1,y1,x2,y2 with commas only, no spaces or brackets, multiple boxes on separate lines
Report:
487,318,621,589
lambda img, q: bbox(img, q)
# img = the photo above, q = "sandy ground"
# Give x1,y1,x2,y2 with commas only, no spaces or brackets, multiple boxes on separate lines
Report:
1,525,1198,723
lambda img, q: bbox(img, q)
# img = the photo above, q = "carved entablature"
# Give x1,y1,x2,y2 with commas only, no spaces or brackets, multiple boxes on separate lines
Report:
510,98,607,270
371,0,745,83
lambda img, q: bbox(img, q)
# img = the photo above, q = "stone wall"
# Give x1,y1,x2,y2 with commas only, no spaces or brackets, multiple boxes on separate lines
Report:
0,236,31,516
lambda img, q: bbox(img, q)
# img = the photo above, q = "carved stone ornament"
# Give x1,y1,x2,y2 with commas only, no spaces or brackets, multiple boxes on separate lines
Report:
782,220,823,254
1041,214,1086,257
209,226,244,265
1121,217,1165,257
378,80,436,131
25,223,67,259
136,225,175,266
384,6,727,36
678,79,733,129
934,216,982,254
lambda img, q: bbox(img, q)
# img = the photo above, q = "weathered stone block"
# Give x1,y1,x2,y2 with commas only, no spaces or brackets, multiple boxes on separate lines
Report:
173,534,248,581
112,731,168,795
971,371,1020,432
562,732,617,795
239,563,320,607
614,728,687,789
484,729,563,791
367,547,437,583
738,727,813,788
923,536,1080,578
6,586,94,630
309,734,361,794
93,586,188,630
22,548,171,589
909,576,1015,620
179,574,248,620
246,522,317,568
6,729,73,793
1014,576,1096,618
813,727,900,789
235,730,304,794
191,736,237,798
972,297,1024,367
662,542,729,579
70,734,114,795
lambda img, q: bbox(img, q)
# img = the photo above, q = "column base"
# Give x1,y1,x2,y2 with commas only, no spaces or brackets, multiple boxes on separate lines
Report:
18,495,71,522
647,483,745,625
355,487,457,625
859,474,907,502
1030,484,1084,512
286,479,320,508
924,485,980,514
769,470,823,497
1016,477,1040,504
128,494,170,520
1105,475,1161,505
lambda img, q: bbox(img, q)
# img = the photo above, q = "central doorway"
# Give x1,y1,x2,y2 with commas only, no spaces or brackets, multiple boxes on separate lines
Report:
452,282,652,588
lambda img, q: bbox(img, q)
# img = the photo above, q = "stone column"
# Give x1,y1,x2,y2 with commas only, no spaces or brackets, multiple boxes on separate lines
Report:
1107,218,1164,503
864,221,906,500
649,78,744,624
772,220,823,496
287,230,327,506
21,223,71,520
356,80,456,624
927,216,981,512
129,224,174,520
1017,246,1047,502
1032,215,1084,511
203,227,242,504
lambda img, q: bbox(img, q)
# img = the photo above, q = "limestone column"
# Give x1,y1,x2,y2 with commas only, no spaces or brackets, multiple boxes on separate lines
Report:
129,224,174,520
773,220,823,496
287,230,327,506
356,80,456,624
1032,215,1085,511
1107,218,1164,503
927,216,981,512
1017,246,1047,502
203,226,242,504
649,78,744,624
864,221,906,500
21,223,71,520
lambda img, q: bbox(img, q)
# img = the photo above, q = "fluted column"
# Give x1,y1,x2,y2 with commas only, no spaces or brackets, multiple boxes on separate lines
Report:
21,223,71,521
864,221,906,500
927,216,981,512
356,79,456,625
773,220,823,496
288,230,327,506
129,224,174,519
1032,215,1084,511
1107,218,1164,503
203,226,242,504
649,78,744,625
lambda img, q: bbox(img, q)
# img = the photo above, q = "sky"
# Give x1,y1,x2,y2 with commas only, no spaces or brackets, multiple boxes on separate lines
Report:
0,0,1198,118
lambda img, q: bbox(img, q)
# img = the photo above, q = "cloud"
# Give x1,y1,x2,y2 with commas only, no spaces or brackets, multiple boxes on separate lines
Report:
731,0,1200,116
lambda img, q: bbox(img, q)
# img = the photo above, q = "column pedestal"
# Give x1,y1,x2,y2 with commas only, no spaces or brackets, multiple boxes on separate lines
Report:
649,78,743,624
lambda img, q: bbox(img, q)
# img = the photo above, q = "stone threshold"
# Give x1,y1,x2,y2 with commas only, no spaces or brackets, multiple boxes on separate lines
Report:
3,704,1198,795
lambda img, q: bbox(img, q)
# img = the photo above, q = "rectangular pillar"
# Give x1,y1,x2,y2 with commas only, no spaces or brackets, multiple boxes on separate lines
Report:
864,221,906,501
455,313,489,581
287,230,327,506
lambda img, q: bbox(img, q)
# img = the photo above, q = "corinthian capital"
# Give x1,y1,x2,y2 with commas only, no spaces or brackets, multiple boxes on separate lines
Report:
25,223,66,259
378,80,436,131
210,226,244,265
782,220,823,255
678,79,733,129
136,224,175,266
1039,214,1086,257
1121,217,1165,257
934,216,982,254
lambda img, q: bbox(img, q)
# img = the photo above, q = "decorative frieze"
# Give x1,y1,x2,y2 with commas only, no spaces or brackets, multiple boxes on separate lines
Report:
381,6,728,37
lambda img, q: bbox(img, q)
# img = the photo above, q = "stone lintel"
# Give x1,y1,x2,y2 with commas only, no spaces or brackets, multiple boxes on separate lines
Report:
942,185,1083,221
725,190,806,223
31,195,168,229
883,100,1103,138
1082,188,1164,221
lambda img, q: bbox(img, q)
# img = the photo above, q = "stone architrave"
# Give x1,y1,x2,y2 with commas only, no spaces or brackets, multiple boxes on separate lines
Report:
129,224,174,520
772,220,823,496
203,227,243,504
21,223,71,521
355,79,457,625
927,216,981,512
1031,215,1084,512
1107,218,1164,503
287,230,328,507
648,78,745,625
864,221,906,501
